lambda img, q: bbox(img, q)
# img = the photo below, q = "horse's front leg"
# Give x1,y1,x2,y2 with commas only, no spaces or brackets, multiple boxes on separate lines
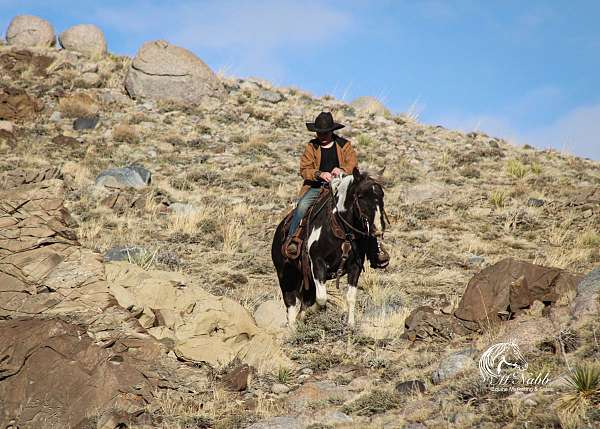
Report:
346,264,362,327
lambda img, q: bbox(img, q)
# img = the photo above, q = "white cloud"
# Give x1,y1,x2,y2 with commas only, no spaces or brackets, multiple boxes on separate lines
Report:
91,0,352,83
522,104,600,160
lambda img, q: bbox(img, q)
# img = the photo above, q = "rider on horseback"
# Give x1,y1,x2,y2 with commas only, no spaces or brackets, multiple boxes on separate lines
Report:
285,111,390,268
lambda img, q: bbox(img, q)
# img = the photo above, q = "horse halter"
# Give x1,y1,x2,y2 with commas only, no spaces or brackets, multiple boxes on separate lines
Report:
335,180,389,239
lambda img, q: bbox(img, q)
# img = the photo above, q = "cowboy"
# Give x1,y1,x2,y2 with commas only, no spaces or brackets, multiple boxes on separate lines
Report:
285,111,390,267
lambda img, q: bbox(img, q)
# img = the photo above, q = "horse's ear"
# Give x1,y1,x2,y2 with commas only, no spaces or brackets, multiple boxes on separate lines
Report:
352,167,361,182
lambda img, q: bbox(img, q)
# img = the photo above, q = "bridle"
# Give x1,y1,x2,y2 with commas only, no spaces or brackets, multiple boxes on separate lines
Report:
332,180,390,239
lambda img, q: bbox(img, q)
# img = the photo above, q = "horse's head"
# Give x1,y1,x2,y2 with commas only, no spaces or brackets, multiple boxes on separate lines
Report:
503,341,528,371
331,168,388,262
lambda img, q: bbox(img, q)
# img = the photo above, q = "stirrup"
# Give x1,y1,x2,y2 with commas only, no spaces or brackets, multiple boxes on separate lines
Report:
284,236,302,260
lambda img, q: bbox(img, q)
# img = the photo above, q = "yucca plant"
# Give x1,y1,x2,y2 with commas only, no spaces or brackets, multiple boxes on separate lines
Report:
559,364,600,414
127,247,159,271
489,190,507,208
276,367,294,384
507,159,528,179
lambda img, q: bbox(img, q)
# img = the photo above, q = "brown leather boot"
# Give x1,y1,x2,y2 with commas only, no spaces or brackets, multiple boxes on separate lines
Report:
284,236,302,259
371,238,390,269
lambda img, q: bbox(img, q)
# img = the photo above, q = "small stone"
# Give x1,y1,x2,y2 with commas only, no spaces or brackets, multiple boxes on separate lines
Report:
49,111,62,122
271,383,290,394
103,245,147,262
80,72,101,87
73,116,99,130
395,380,426,395
527,198,545,207
169,203,199,215
322,411,352,425
258,90,283,103
301,368,313,375
95,165,151,190
467,255,485,266
0,121,14,133
297,374,310,383
431,349,476,384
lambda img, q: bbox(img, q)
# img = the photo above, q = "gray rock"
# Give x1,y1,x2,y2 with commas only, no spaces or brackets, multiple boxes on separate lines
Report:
59,24,107,58
104,246,147,262
571,267,600,323
271,383,290,394
246,417,303,429
73,116,99,130
431,349,476,384
467,255,485,266
79,72,101,87
259,90,283,103
350,96,390,116
253,299,287,331
527,198,545,207
322,411,352,425
49,111,62,122
95,165,151,190
168,203,199,215
124,40,225,103
395,380,426,395
6,15,55,47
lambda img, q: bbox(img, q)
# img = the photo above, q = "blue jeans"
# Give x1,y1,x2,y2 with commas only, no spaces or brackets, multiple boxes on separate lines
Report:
288,187,321,238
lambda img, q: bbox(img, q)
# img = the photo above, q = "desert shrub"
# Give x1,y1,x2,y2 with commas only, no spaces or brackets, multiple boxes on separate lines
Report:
113,123,138,143
559,364,600,415
342,390,402,416
506,159,528,179
58,93,99,118
489,190,507,208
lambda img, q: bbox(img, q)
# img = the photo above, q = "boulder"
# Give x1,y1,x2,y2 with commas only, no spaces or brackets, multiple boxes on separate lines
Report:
73,116,99,130
0,318,154,428
0,87,42,121
350,96,390,116
0,178,114,317
95,165,151,190
106,262,292,373
253,299,287,331
431,349,476,384
571,267,600,326
124,40,225,103
5,15,56,47
454,258,583,324
59,24,107,58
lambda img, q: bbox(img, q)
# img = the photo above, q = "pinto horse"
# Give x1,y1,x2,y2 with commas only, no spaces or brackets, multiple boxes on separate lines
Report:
271,168,388,327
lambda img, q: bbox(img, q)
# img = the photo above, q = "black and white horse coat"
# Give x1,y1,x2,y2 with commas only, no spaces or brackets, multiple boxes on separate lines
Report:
271,168,387,327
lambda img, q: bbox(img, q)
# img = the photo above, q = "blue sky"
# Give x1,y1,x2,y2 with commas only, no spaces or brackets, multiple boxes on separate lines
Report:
2,1,600,159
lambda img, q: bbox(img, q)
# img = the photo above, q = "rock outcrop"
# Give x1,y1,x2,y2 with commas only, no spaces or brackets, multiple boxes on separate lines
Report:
124,40,225,103
350,96,390,116
107,262,292,372
5,15,56,47
59,24,107,58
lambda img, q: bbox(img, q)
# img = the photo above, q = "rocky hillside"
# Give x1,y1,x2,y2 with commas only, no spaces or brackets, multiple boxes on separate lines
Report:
1,15,600,429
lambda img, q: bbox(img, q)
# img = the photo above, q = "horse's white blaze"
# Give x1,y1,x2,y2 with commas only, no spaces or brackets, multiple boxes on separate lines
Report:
287,297,301,326
307,226,326,306
332,175,354,214
346,285,357,326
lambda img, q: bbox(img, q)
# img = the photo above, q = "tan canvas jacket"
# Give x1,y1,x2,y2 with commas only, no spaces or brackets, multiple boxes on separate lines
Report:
298,134,358,196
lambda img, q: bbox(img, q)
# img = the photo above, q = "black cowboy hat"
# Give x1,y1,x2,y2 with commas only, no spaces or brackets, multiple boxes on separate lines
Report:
306,111,345,133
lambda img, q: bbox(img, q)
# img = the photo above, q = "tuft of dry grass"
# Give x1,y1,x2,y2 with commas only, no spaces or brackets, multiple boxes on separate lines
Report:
489,190,507,209
58,93,99,118
506,159,528,179
112,123,139,143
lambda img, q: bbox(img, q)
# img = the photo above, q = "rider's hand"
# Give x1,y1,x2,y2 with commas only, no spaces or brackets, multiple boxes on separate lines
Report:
331,168,344,177
319,172,333,182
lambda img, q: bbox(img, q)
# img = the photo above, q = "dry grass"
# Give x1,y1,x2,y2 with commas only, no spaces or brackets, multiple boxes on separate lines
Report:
112,123,139,143
58,93,99,118
506,158,528,179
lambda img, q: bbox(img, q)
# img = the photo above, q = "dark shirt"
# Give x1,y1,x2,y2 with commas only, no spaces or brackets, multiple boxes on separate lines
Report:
310,143,339,188
319,143,339,174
